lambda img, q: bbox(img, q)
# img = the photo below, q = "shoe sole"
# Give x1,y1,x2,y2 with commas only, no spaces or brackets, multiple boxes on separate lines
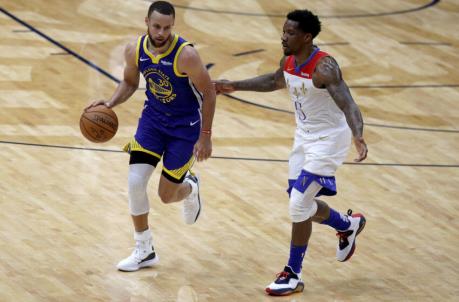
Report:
340,214,366,262
183,173,202,225
265,281,304,296
194,176,201,223
117,256,160,272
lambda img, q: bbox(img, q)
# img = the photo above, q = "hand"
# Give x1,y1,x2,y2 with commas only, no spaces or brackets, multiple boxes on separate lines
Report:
353,137,368,162
193,134,212,162
84,100,111,111
213,79,235,95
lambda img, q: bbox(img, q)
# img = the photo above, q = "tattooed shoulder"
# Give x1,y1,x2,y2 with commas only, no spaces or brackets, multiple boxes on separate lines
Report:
314,56,341,85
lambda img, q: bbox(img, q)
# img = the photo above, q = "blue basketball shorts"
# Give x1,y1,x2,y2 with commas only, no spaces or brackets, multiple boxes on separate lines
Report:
124,120,200,183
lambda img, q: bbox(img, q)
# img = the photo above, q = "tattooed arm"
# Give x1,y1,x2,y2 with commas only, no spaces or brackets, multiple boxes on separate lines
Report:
214,57,286,93
313,56,368,162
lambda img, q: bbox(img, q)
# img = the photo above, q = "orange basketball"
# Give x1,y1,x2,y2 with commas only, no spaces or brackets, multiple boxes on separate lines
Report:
80,105,118,143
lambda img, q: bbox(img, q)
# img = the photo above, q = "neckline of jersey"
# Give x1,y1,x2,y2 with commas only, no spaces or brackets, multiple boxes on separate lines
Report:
294,46,320,73
143,34,179,64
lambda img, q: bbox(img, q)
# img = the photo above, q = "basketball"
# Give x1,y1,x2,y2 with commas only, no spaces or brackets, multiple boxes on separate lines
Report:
80,105,118,143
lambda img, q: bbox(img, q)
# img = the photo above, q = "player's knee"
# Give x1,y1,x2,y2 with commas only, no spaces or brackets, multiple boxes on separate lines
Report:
128,172,150,215
289,189,318,223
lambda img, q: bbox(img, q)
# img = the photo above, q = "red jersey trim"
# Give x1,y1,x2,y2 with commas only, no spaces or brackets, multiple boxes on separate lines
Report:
283,50,329,79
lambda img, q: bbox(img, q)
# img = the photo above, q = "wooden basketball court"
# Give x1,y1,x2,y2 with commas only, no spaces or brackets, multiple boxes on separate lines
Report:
1,0,458,301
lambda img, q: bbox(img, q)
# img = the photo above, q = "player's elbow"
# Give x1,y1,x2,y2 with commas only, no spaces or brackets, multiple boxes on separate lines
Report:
124,79,139,92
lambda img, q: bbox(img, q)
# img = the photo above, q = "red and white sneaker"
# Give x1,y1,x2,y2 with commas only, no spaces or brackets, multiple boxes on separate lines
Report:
265,266,304,296
336,209,366,262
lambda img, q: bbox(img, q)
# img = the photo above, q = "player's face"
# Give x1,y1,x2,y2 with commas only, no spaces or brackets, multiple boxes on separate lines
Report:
145,11,175,48
281,20,309,56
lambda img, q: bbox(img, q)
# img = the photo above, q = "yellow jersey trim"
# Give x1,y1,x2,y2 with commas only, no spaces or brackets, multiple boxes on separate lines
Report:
135,36,142,67
143,34,179,64
123,137,161,159
163,155,195,180
173,42,192,77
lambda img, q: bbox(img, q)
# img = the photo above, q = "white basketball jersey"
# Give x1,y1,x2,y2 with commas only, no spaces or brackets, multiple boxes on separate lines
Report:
283,48,349,136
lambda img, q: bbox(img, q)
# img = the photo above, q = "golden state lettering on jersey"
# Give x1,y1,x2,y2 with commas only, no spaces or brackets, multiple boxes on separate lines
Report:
135,34,203,127
143,68,177,103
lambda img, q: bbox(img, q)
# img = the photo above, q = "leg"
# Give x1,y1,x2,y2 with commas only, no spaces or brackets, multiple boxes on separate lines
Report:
311,199,330,223
291,220,312,246
157,174,191,203
161,136,201,224
128,151,159,229
157,171,201,224
266,175,322,296
313,198,350,230
132,213,149,232
117,151,160,272
287,179,323,272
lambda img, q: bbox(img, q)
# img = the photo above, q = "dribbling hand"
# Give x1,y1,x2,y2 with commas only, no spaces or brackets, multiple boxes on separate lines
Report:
84,100,111,112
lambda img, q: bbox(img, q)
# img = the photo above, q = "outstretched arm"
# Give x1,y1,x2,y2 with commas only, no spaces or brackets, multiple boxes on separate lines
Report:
314,56,368,162
85,40,140,110
215,57,286,94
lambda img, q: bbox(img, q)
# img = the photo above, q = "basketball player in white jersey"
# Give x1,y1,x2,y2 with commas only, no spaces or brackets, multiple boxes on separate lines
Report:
215,9,368,296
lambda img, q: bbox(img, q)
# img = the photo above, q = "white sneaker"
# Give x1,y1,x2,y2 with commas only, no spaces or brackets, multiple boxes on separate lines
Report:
117,230,159,272
336,209,366,262
182,172,201,224
265,266,304,296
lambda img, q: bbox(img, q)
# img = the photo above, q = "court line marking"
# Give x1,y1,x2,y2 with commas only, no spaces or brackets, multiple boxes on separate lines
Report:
1,140,458,168
222,94,459,133
233,49,265,57
0,7,121,84
399,41,451,46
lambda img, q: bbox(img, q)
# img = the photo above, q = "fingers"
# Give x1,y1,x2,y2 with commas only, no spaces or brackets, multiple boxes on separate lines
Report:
213,83,224,95
193,145,212,162
352,137,368,162
193,144,200,161
84,102,95,111
84,100,108,111
195,150,211,162
213,79,234,94
354,145,368,162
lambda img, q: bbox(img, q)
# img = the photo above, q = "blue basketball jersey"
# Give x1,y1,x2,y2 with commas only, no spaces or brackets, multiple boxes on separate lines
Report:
136,34,203,128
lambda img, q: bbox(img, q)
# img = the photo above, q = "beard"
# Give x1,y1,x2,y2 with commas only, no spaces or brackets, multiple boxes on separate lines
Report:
283,47,292,56
148,32,170,48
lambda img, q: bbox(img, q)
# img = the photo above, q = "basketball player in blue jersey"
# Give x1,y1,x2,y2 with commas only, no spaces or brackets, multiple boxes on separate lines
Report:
215,10,368,296
86,1,216,271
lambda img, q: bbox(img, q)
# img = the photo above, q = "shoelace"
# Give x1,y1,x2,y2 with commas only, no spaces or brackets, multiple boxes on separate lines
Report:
276,271,290,280
336,230,353,241
132,242,149,260
336,209,354,241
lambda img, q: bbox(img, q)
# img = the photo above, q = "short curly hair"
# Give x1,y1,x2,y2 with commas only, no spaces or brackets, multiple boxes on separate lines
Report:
287,10,321,38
